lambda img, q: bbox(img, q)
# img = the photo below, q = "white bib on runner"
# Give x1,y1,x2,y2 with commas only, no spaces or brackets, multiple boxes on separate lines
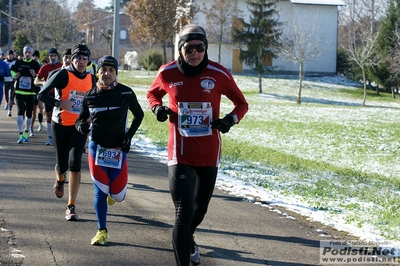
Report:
68,90,85,114
95,145,123,169
19,76,32,89
177,102,212,137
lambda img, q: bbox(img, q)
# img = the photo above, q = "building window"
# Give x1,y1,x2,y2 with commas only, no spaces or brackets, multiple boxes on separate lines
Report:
120,30,127,40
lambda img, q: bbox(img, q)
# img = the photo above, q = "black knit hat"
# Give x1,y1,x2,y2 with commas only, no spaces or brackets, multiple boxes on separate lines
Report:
62,48,71,57
33,50,40,57
48,48,59,57
178,24,208,51
8,50,14,55
97,55,118,75
71,43,90,59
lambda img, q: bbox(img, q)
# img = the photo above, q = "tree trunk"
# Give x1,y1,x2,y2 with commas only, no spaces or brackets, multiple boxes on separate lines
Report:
258,73,262,93
218,41,222,64
297,63,304,104
362,67,367,107
376,84,380,96
171,36,175,62
162,40,167,64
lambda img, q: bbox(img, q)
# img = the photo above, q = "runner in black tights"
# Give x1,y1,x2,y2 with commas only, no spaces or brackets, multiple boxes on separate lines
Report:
10,45,41,143
38,43,96,221
147,24,248,266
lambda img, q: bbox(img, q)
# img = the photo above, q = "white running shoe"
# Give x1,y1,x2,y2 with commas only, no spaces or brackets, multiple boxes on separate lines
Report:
45,137,53,146
29,128,35,137
190,237,200,265
38,124,43,131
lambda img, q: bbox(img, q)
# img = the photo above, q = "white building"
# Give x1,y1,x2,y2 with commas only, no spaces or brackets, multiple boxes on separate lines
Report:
186,0,345,75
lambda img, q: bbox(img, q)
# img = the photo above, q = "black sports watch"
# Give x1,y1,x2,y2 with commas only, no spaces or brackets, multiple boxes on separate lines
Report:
54,100,60,107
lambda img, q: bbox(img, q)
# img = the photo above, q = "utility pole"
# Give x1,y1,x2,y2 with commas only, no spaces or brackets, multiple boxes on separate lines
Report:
8,0,11,50
112,0,120,64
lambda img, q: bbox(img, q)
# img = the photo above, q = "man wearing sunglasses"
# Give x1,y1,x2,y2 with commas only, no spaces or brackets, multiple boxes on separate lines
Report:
38,43,96,222
147,24,248,266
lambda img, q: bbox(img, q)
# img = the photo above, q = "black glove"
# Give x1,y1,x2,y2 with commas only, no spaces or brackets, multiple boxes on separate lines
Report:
121,134,131,154
211,114,235,134
153,105,171,122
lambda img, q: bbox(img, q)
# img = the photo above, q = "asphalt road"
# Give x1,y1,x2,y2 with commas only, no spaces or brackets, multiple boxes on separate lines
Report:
0,107,376,266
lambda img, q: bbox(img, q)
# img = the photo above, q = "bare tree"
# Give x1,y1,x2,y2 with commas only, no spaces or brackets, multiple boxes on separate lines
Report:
44,1,77,48
73,0,105,45
126,0,161,56
279,9,329,104
14,0,49,49
126,0,194,64
199,0,242,63
340,0,386,106
14,0,78,50
100,28,113,55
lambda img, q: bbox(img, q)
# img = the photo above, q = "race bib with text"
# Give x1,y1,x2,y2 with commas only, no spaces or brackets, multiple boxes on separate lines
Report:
68,90,85,114
177,102,212,137
95,145,123,169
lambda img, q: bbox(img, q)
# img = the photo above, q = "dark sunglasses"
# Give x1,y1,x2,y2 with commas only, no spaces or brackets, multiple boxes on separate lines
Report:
183,44,206,53
74,55,89,61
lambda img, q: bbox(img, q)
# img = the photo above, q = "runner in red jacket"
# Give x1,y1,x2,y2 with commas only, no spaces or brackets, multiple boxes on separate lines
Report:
147,24,248,266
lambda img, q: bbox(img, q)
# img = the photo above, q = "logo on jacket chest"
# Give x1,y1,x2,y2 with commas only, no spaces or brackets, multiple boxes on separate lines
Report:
200,79,215,93
170,81,183,88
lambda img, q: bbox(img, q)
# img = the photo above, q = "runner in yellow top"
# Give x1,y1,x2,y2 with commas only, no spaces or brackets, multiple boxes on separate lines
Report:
10,45,41,143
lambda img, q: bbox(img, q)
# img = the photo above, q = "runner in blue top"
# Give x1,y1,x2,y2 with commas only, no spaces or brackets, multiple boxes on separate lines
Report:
3,50,16,117
0,56,12,109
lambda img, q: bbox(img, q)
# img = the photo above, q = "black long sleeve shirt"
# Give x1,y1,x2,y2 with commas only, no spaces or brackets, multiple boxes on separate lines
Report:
75,83,144,148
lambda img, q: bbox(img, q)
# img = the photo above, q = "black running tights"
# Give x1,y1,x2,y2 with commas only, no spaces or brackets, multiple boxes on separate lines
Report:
168,164,218,266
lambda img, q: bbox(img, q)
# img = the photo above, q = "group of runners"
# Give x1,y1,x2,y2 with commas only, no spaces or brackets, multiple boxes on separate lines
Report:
1,46,72,146
1,24,249,266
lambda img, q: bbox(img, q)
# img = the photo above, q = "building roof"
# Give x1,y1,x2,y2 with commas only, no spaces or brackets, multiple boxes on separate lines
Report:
290,0,345,5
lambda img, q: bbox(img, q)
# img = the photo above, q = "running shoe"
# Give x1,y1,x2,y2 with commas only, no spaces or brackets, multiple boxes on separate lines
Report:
17,133,24,144
65,204,79,221
54,179,64,198
29,127,35,137
37,123,43,131
91,229,108,246
4,105,8,110
45,137,53,146
190,237,200,265
7,111,11,117
107,195,115,206
23,131,29,142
